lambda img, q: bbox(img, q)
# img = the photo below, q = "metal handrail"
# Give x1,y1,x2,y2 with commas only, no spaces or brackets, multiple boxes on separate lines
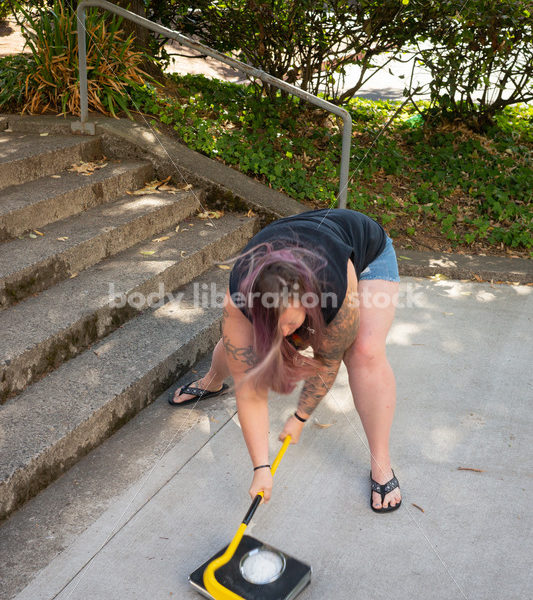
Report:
75,0,352,208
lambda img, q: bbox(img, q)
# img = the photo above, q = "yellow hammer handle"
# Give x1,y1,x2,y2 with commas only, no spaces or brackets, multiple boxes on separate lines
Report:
203,435,292,599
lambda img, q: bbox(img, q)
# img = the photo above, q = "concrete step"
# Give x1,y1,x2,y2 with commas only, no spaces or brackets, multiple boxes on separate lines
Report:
0,132,102,191
0,159,154,242
0,212,258,404
0,257,247,522
0,352,235,600
0,187,202,310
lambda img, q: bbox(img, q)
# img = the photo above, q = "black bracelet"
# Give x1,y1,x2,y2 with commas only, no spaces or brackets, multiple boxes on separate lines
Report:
253,464,271,471
294,411,308,423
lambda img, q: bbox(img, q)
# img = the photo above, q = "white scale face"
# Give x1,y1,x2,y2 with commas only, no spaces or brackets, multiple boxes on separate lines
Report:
240,547,286,585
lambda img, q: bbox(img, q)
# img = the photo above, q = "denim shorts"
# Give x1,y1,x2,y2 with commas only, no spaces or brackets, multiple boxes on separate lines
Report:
359,236,400,282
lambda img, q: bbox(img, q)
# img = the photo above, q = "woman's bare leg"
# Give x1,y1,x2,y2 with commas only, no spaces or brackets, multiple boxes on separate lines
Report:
343,279,401,509
172,338,230,403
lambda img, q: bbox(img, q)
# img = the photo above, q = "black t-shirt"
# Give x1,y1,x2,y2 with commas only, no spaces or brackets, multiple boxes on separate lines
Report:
229,209,387,324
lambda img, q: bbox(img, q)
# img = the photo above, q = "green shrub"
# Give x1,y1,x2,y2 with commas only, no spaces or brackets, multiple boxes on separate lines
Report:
0,1,9,20
0,54,30,111
416,0,533,131
132,75,532,251
146,0,432,102
18,0,154,117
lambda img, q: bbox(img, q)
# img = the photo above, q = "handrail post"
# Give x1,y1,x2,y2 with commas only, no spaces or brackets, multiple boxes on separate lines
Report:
338,113,352,209
72,6,95,134
72,0,351,206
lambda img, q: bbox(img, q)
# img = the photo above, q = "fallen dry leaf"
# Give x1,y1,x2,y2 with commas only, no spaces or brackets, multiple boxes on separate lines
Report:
473,274,483,282
51,175,61,179
457,467,485,473
56,236,69,241
152,236,170,243
429,273,448,281
180,250,187,257
175,225,180,233
313,418,334,429
128,177,175,195
246,209,257,218
398,255,412,260
217,264,231,270
29,233,37,239
157,184,179,193
70,272,78,278
140,250,156,256
40,132,49,136
33,229,44,236
68,161,107,176
205,222,214,227
198,210,224,219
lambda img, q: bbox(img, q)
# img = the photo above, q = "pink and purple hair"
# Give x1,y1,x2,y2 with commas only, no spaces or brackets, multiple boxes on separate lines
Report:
235,241,329,394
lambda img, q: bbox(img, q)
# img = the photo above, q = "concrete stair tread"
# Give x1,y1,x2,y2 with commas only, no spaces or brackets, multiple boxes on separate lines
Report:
0,189,202,308
0,188,201,276
0,159,151,218
0,212,250,360
0,214,257,407
0,264,232,519
0,132,102,191
0,132,95,166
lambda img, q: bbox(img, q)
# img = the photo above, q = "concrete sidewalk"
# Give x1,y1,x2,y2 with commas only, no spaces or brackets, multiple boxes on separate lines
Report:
3,276,533,600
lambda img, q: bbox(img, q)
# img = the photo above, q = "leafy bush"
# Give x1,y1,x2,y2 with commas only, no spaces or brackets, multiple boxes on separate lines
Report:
0,0,56,20
0,1,9,20
414,0,533,130
146,0,432,101
133,74,532,252
17,0,153,117
0,54,31,111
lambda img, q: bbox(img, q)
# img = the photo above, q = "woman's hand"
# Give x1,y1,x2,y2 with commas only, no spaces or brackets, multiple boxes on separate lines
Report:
279,413,306,445
249,467,273,503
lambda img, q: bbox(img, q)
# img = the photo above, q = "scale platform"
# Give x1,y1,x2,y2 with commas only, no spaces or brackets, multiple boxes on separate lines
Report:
189,535,312,600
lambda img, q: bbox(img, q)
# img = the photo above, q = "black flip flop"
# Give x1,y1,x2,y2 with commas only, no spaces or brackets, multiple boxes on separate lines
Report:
168,381,229,406
370,470,402,513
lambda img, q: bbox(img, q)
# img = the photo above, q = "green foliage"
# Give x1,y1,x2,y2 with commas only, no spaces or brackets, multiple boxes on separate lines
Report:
0,0,55,20
131,74,339,200
0,1,9,19
133,75,532,252
11,0,153,117
0,54,30,110
147,0,431,101
415,0,533,130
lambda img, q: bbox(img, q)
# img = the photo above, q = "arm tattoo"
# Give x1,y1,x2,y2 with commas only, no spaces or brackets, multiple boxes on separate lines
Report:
298,359,340,416
223,334,258,368
297,294,359,416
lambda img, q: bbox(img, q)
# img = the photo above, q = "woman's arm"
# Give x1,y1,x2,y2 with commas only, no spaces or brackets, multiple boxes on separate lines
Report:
280,259,360,442
222,290,273,501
